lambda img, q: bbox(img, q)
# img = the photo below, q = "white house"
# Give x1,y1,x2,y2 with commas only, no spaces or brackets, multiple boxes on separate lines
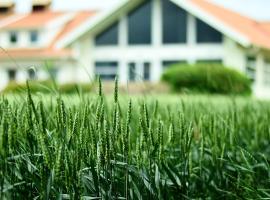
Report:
0,0,270,98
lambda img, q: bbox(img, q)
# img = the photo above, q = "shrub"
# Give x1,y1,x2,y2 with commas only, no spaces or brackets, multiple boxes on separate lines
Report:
2,80,54,93
162,63,251,94
2,80,93,94
59,82,92,94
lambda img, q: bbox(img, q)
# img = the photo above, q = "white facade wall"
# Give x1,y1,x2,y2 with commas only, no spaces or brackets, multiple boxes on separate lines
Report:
0,31,11,48
254,53,270,99
223,37,246,72
76,0,227,85
0,68,9,90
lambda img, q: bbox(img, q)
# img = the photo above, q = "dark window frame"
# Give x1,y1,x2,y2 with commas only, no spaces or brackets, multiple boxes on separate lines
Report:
162,0,187,44
196,19,222,43
27,68,37,80
7,69,16,81
143,62,151,81
95,22,119,46
128,0,152,45
246,56,256,82
9,31,18,44
30,30,39,43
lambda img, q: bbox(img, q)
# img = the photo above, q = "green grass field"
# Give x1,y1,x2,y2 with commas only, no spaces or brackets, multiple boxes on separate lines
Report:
0,80,269,199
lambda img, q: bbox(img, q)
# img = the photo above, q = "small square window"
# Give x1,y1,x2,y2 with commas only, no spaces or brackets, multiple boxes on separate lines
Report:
10,32,18,44
8,69,16,81
30,31,38,43
28,68,37,80
246,56,256,82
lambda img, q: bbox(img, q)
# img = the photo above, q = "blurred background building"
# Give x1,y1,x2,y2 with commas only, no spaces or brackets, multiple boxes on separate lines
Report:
0,0,270,98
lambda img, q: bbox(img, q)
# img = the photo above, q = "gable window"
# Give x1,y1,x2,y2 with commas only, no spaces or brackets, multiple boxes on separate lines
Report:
196,19,222,43
8,69,16,81
95,61,118,80
9,31,18,44
95,22,119,46
162,0,187,44
30,31,39,43
128,0,152,45
246,56,256,82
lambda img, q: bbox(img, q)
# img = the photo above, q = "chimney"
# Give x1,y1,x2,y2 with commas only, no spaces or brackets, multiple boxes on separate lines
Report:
0,0,15,14
32,0,51,12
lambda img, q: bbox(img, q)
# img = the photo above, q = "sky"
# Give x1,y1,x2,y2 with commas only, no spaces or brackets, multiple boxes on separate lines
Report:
14,0,270,21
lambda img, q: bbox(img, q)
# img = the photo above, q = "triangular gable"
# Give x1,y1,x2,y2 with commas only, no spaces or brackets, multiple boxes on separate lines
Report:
55,0,253,49
171,0,250,47
179,0,270,50
56,0,130,49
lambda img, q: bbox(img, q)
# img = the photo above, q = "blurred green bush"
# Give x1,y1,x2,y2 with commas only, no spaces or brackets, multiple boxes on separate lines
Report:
162,63,251,94
3,80,93,94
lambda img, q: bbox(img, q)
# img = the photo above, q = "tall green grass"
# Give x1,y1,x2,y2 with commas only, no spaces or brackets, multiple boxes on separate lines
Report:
0,79,269,199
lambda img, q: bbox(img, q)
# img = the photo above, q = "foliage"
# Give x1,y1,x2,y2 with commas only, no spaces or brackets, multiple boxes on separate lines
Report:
162,63,252,94
0,79,269,199
2,80,93,94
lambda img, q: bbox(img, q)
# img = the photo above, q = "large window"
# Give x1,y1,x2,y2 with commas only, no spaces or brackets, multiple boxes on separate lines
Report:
128,1,152,45
196,19,222,43
246,56,256,82
9,31,18,44
30,31,39,43
95,61,118,80
8,69,16,81
162,0,187,44
95,22,119,46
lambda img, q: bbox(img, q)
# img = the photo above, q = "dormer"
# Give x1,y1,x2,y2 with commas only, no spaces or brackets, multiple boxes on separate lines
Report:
0,0,15,14
32,0,51,12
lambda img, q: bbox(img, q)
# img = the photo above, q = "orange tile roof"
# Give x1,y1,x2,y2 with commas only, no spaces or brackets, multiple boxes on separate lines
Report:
2,11,65,29
0,10,96,60
50,11,96,47
259,22,270,34
0,48,73,59
189,0,270,49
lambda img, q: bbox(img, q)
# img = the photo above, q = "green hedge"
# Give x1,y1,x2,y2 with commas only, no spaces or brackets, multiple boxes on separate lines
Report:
3,81,93,94
162,63,251,94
